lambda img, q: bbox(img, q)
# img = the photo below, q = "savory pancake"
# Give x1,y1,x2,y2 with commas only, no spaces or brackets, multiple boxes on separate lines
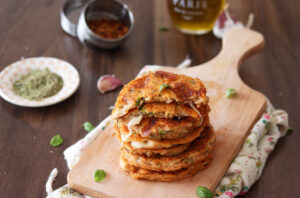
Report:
121,102,209,120
120,154,213,182
112,71,214,181
119,135,191,157
117,116,209,149
112,71,209,118
121,126,215,172
117,116,203,140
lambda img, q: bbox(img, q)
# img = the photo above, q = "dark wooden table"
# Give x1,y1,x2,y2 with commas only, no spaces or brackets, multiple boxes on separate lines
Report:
0,0,299,197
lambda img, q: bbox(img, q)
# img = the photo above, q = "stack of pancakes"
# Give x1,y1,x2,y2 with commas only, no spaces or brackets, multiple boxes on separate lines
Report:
112,71,215,181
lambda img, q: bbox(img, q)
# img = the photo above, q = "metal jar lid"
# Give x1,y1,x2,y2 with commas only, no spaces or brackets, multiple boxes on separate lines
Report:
60,0,134,49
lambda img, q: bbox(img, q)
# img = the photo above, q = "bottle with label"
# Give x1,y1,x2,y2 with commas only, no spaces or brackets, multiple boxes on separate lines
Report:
168,0,225,35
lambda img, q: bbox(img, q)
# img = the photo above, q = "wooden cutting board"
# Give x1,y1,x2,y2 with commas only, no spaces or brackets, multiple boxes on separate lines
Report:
67,29,266,198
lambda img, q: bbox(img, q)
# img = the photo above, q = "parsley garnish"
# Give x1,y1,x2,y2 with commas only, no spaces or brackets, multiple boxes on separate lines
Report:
159,26,169,31
197,186,213,198
225,88,237,99
50,134,64,147
159,84,171,92
94,169,106,182
82,122,95,133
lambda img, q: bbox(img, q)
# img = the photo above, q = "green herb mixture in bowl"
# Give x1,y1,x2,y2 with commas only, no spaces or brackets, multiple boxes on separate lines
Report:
0,57,80,107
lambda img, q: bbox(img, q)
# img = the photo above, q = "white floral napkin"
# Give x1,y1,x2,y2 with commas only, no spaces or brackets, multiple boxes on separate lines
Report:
214,99,288,198
46,64,289,198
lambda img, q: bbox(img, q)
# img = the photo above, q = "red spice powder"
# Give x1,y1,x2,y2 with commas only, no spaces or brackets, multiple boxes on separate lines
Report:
87,19,129,39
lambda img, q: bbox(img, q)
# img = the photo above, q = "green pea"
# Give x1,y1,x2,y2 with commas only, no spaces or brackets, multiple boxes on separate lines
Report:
159,84,171,92
197,186,213,198
94,169,106,182
225,88,237,99
83,122,95,133
288,127,293,133
50,134,63,147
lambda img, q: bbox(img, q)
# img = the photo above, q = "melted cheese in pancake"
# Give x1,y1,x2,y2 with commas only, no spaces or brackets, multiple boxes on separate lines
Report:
121,125,215,172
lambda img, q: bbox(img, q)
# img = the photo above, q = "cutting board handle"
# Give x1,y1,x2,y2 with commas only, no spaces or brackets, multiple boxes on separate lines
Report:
190,28,264,72
219,28,264,67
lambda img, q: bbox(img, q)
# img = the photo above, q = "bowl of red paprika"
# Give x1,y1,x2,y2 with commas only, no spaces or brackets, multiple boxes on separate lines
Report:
61,0,134,50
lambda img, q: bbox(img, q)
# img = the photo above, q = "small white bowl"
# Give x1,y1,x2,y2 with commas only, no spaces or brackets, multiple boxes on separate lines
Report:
0,57,80,107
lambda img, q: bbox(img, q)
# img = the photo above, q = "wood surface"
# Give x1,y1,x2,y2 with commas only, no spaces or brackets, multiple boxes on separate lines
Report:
0,0,299,197
67,28,266,198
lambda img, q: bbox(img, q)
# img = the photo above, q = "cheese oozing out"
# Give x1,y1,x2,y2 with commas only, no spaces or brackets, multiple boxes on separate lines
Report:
189,101,203,125
121,114,143,143
131,140,155,149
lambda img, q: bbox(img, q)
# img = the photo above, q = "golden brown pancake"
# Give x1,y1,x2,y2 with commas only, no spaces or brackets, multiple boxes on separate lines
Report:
112,71,214,182
117,116,203,140
120,154,213,182
116,116,209,149
122,102,209,120
112,71,209,118
116,131,191,157
121,126,215,172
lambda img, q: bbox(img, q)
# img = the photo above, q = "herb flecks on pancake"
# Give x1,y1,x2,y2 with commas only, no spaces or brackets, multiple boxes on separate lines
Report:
112,71,215,181
112,71,208,119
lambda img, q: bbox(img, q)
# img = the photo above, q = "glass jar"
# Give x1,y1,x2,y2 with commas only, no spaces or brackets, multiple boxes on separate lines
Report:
168,0,225,35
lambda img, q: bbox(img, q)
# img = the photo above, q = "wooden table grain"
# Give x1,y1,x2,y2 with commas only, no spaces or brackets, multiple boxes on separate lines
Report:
0,0,299,197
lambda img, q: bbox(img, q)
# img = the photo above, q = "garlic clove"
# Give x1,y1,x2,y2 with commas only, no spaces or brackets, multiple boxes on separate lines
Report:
97,74,123,94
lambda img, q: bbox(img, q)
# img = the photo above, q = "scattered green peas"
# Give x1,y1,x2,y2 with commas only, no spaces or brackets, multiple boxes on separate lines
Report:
197,186,213,198
83,122,95,133
159,84,171,92
50,134,64,147
225,88,237,99
94,169,106,182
